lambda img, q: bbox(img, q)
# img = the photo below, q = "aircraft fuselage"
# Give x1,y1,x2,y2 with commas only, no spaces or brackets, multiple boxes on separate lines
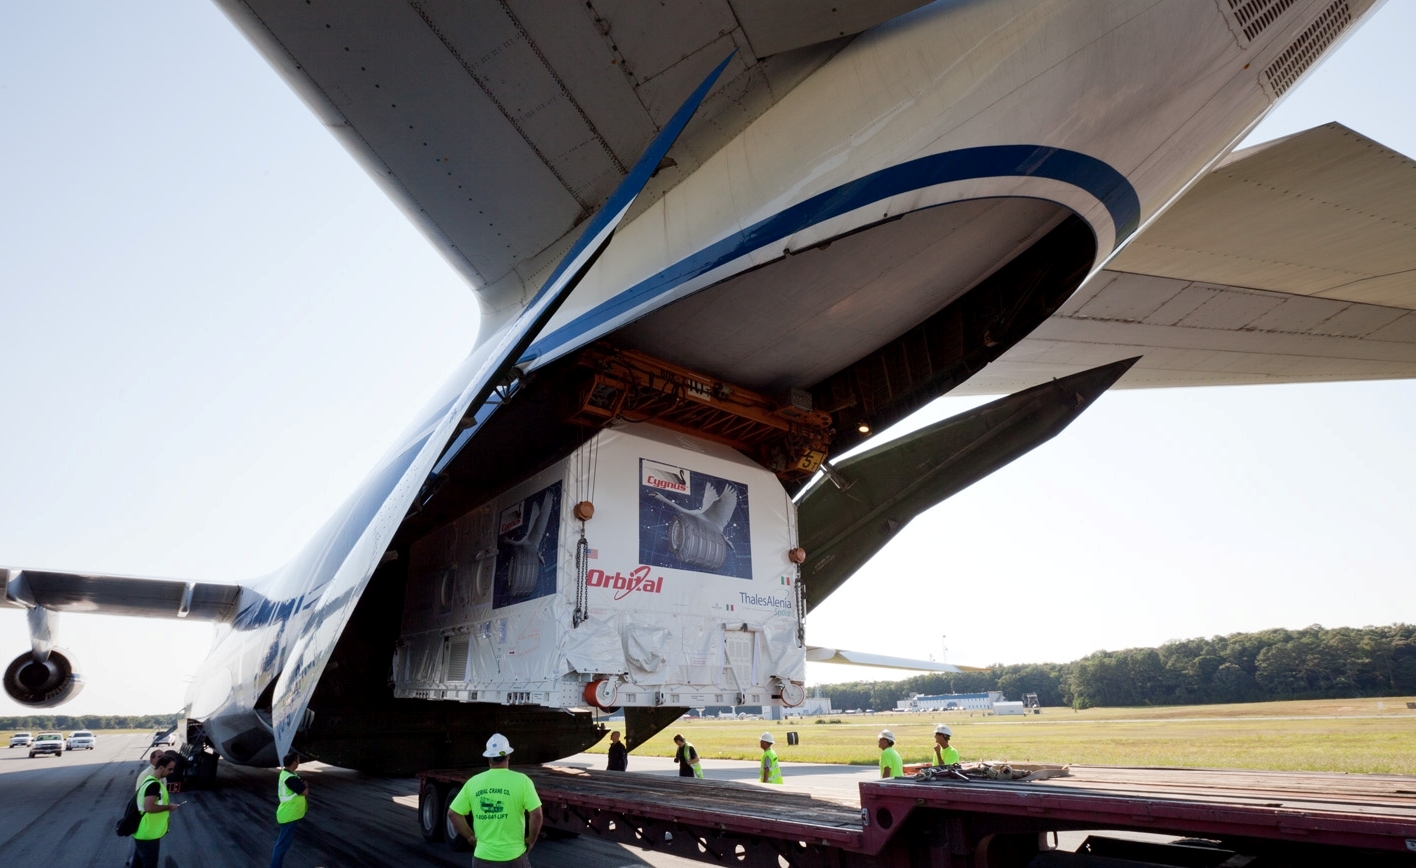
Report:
182,0,1375,772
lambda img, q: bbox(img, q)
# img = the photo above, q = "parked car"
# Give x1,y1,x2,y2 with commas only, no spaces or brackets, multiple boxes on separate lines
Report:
65,730,96,750
8,731,32,748
29,732,64,758
152,729,176,747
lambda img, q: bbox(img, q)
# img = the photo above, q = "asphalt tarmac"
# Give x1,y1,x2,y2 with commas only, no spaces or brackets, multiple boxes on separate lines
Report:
0,733,875,868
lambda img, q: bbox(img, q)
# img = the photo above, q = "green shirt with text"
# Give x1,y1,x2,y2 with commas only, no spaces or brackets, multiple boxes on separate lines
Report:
449,767,542,861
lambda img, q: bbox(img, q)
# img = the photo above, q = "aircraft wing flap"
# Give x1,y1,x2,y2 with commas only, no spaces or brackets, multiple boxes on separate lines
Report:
1,569,240,622
954,124,1416,395
1113,123,1416,307
805,646,985,673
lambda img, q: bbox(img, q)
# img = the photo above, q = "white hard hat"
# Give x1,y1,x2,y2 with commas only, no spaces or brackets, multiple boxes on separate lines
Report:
483,733,514,758
934,724,953,737
760,732,774,744
878,729,895,743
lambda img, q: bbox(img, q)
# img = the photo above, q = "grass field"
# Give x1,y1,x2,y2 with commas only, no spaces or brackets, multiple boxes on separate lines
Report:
591,697,1416,775
5,699,1412,775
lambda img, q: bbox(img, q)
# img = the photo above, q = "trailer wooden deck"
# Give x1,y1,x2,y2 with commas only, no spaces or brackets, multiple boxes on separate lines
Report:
419,764,1416,867
529,765,863,845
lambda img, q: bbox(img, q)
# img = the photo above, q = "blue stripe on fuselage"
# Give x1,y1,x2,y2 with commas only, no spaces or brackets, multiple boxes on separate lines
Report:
522,145,1138,364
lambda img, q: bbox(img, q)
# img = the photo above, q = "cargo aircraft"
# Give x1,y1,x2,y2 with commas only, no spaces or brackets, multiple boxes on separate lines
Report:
5,0,1416,784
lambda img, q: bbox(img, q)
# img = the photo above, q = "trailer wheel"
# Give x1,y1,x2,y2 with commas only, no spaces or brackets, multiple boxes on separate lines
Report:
445,809,469,851
419,779,446,842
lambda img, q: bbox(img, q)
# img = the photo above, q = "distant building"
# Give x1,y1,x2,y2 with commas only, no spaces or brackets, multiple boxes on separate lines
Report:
797,696,834,716
895,692,1003,712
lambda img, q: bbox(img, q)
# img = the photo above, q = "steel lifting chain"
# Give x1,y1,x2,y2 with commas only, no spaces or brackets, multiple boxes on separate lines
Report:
572,435,599,627
574,533,589,627
794,577,807,647
785,487,807,646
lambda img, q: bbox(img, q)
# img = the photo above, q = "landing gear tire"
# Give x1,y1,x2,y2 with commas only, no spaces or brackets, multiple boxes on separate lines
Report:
191,750,219,789
419,780,445,843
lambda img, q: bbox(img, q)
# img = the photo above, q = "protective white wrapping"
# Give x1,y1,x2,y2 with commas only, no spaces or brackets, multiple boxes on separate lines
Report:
562,617,626,675
394,423,806,708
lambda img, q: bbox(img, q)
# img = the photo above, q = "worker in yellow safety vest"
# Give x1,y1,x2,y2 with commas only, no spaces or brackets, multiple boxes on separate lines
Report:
933,724,960,766
877,730,904,778
270,752,309,868
132,752,183,868
672,733,703,778
125,750,165,866
758,733,783,784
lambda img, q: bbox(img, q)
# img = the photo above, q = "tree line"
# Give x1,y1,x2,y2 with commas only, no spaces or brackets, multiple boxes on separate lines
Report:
818,624,1416,710
0,714,177,731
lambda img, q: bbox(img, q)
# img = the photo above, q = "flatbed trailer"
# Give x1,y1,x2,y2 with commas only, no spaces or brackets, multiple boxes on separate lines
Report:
417,764,1416,867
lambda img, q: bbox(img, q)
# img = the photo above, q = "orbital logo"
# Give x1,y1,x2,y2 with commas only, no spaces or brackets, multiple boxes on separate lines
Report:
587,565,665,600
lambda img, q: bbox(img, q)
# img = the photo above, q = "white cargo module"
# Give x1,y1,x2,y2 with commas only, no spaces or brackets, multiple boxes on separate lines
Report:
393,423,807,711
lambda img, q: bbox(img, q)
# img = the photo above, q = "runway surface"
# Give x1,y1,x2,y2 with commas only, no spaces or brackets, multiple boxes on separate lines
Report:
0,733,877,868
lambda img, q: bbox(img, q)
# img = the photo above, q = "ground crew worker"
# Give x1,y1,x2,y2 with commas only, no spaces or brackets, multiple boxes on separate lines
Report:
672,733,703,778
607,730,628,771
269,751,309,868
133,751,183,868
126,750,165,866
932,724,960,766
447,734,543,867
758,733,783,784
877,730,904,779
136,749,163,789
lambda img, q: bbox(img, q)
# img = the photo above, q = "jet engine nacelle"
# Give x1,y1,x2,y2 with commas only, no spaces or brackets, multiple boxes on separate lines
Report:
3,649,83,708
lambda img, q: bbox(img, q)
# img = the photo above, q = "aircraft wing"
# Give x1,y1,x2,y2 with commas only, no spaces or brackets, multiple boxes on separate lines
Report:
806,646,987,673
1,568,240,622
953,124,1416,394
215,0,930,314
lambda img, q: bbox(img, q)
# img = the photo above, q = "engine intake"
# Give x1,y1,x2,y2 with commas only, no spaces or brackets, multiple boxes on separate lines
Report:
4,649,83,707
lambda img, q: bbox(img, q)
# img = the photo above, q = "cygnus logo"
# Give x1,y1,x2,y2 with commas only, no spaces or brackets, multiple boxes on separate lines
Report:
642,459,689,492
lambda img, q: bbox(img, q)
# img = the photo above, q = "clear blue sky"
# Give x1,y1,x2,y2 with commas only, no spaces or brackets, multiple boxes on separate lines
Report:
0,2,1412,715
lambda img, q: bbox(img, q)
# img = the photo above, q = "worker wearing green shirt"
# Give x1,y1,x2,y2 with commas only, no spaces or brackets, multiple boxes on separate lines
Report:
758,732,783,784
932,724,960,766
448,734,544,867
877,730,904,779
